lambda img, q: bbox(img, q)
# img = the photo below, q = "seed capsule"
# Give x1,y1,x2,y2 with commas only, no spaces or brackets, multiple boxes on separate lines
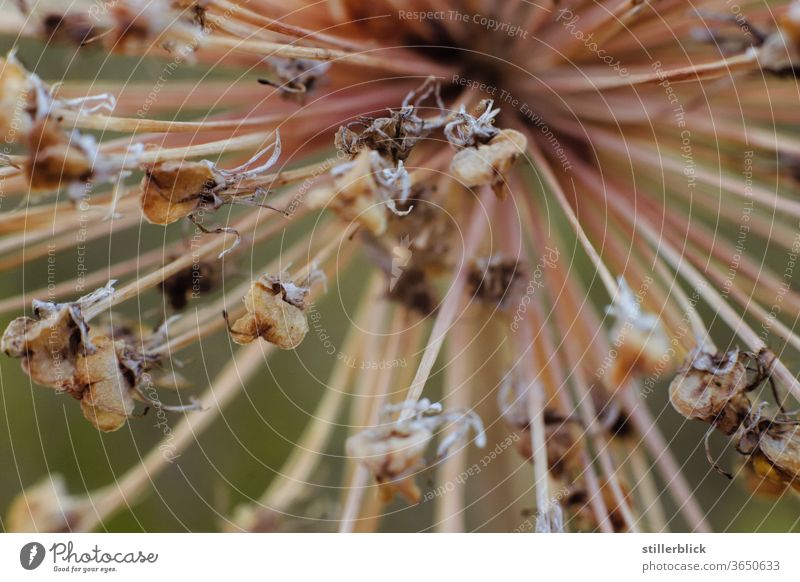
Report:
25,117,94,191
306,150,390,236
668,347,750,434
346,399,485,504
0,52,35,141
6,474,90,532
76,335,137,432
228,273,311,350
755,423,800,492
449,129,527,196
347,420,433,503
2,303,86,394
606,278,671,387
140,160,218,225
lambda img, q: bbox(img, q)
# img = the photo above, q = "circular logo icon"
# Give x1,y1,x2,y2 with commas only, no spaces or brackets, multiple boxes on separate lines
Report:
19,542,46,570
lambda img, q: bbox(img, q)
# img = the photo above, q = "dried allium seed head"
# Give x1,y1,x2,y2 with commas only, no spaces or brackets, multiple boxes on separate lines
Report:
25,117,94,191
668,347,749,433
449,129,527,196
76,335,136,432
228,272,311,349
6,474,90,532
606,278,671,387
307,149,388,235
140,160,217,225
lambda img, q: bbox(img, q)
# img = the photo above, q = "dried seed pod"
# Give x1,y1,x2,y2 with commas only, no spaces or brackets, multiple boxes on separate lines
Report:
307,150,390,236
0,52,35,141
2,303,87,394
259,57,330,101
140,160,218,225
346,399,485,504
467,255,524,309
76,335,136,432
335,77,443,161
565,478,632,532
449,129,527,196
141,134,281,228
606,278,671,388
106,0,203,56
41,12,95,46
669,347,750,434
755,423,800,492
741,453,795,498
25,117,95,191
159,259,222,310
498,379,581,477
228,272,315,350
1,282,114,395
6,474,91,532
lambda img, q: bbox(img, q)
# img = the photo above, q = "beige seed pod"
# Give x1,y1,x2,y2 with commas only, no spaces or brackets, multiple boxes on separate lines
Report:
1,305,84,394
668,348,750,434
140,160,217,225
76,335,136,432
0,52,35,142
449,129,527,195
346,422,432,504
25,117,94,191
306,149,388,236
6,474,91,532
228,273,310,350
757,424,800,491
741,453,794,498
606,278,672,388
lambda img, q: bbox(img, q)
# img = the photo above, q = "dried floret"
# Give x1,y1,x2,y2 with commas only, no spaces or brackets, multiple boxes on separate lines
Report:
141,134,280,228
227,269,323,350
467,255,524,308
76,335,137,432
259,57,330,101
499,379,581,477
0,282,115,395
606,278,671,388
307,149,411,236
449,128,527,197
346,398,485,503
335,77,444,161
669,347,750,434
6,474,91,532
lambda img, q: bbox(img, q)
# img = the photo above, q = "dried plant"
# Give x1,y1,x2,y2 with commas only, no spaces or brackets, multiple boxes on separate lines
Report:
2,0,800,534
